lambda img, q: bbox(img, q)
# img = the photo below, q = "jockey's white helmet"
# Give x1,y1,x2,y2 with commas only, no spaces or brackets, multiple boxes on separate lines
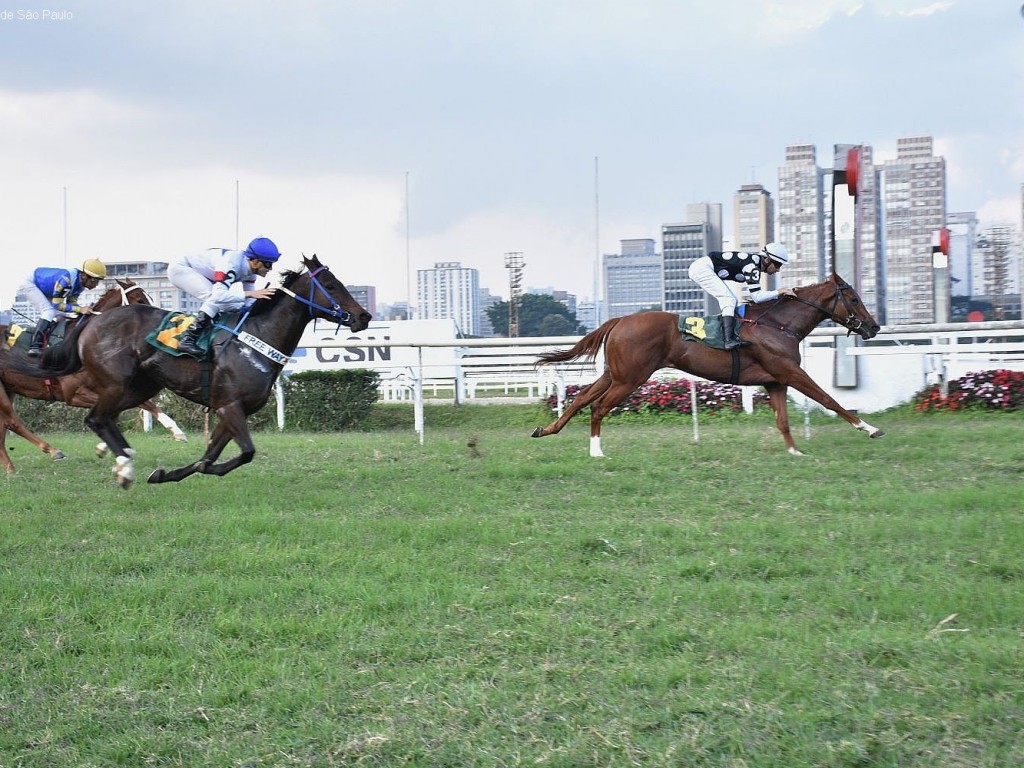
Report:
763,243,789,264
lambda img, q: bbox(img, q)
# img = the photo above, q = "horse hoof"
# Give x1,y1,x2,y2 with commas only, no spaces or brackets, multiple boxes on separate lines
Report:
147,469,165,484
173,434,189,443
870,429,886,439
531,427,542,438
96,442,109,458
52,451,67,461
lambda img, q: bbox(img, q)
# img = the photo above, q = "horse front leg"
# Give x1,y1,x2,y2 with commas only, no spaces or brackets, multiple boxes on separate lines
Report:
763,382,803,456
140,401,188,442
85,411,137,489
782,368,885,439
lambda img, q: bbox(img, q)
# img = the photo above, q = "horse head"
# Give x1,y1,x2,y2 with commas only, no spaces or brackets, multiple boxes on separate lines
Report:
91,279,153,312
283,254,372,333
794,274,880,341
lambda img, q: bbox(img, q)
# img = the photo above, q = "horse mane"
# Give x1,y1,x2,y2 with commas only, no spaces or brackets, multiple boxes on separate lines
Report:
246,268,305,318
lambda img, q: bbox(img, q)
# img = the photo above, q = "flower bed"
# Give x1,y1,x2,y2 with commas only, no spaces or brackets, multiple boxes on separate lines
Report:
545,379,767,416
913,369,1024,412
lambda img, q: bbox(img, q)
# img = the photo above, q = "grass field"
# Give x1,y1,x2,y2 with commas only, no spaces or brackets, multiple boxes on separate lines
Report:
1,406,1022,766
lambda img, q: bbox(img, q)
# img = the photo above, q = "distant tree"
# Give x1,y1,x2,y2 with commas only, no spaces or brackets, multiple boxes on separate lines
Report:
486,293,586,336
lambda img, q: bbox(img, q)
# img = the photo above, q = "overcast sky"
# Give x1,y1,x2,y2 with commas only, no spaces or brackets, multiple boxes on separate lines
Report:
2,1,1022,308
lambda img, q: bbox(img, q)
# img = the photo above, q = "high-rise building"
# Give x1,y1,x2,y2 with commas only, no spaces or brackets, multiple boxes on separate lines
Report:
477,288,501,337
974,225,1021,320
416,261,480,335
946,212,978,304
662,204,722,316
881,136,946,324
777,144,827,290
846,145,885,321
603,238,662,319
347,286,377,318
733,184,774,253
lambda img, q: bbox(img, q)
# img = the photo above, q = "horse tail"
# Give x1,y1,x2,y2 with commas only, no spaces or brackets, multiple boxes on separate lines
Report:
536,317,624,365
12,320,87,378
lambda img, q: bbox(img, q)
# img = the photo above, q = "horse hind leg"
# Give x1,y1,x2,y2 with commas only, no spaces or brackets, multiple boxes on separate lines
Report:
532,372,613,440
764,382,804,456
586,380,642,458
149,405,253,483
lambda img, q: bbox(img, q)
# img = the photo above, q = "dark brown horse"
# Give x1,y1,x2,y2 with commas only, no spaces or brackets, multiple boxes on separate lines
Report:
0,280,187,474
532,273,885,457
10,255,371,488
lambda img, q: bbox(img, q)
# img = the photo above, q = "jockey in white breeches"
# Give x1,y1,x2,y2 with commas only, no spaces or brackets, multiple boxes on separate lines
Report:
167,237,281,358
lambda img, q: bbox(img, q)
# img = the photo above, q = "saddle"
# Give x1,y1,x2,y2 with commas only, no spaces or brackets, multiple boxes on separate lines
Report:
678,306,747,350
146,312,222,357
2,318,73,352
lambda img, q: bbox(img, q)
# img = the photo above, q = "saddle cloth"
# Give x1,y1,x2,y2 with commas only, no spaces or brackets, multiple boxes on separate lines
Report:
1,318,73,352
677,306,747,350
146,313,219,357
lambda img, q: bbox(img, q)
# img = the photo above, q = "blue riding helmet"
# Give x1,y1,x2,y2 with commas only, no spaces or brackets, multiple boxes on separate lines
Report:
246,237,281,262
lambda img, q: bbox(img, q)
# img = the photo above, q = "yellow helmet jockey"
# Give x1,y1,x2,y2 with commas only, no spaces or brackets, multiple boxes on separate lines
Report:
82,259,107,279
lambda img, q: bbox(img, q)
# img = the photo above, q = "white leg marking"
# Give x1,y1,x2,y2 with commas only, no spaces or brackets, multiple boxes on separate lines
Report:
855,419,885,438
589,436,605,458
113,454,135,488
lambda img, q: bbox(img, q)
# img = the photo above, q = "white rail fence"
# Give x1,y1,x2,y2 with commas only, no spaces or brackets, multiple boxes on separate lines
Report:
269,321,1024,444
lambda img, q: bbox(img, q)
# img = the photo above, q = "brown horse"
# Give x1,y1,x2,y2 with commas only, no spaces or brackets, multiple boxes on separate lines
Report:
532,273,885,457
0,280,187,474
9,255,371,488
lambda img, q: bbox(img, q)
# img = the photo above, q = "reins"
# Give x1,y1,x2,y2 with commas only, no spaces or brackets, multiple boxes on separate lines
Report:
749,279,868,337
277,265,354,325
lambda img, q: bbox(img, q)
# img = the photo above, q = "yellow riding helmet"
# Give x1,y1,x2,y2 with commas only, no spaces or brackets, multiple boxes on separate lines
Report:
82,259,107,279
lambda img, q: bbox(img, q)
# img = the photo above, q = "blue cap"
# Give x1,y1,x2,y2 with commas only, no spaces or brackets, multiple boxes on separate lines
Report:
246,237,281,262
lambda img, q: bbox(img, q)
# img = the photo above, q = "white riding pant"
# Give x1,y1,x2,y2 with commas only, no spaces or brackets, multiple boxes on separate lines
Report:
688,259,739,316
19,281,65,322
167,263,246,318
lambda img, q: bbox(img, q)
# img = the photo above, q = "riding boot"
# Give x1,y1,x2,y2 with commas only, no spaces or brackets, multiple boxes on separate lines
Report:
722,316,749,350
176,312,211,359
27,318,56,357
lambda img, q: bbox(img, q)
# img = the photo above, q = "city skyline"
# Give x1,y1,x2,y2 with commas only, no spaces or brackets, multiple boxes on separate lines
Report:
2,2,1022,309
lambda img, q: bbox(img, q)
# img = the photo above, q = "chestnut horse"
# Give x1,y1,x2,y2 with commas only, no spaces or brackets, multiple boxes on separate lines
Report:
532,273,885,457
0,280,187,474
9,255,371,488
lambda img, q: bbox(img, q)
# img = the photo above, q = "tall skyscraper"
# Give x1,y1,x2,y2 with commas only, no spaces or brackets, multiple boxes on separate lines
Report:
946,212,978,313
777,144,826,289
974,225,1021,320
662,205,722,316
732,184,774,253
347,286,377,318
603,238,663,319
416,261,481,335
881,136,947,324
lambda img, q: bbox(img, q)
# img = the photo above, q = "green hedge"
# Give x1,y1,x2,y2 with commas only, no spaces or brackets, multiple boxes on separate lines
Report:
5,370,380,434
280,369,381,430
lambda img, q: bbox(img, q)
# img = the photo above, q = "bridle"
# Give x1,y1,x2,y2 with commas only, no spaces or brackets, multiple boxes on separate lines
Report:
117,283,150,306
787,278,871,336
278,265,354,326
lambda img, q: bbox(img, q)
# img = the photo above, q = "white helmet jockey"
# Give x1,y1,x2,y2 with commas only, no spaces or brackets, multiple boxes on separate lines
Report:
763,242,789,264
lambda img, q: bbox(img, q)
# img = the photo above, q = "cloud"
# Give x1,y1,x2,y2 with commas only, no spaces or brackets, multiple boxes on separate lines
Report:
2,0,1021,307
